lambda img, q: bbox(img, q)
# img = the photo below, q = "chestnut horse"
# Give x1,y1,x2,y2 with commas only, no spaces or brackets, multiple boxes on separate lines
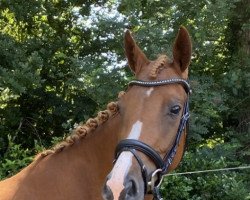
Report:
0,26,192,200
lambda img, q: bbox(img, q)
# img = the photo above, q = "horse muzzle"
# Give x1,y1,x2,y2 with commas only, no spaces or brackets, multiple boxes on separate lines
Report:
102,174,144,200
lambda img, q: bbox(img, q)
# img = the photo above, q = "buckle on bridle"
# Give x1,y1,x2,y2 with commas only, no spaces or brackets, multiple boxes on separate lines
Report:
148,169,164,200
148,169,163,192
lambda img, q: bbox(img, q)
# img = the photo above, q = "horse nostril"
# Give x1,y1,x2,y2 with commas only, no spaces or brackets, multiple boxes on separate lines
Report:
125,179,138,197
102,184,113,200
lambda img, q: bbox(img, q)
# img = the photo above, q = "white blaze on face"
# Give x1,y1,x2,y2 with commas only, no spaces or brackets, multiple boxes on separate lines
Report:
146,87,154,97
107,121,143,199
106,152,133,200
127,120,143,139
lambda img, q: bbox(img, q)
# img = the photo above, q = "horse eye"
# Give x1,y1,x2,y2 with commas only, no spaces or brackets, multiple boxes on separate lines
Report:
170,105,181,115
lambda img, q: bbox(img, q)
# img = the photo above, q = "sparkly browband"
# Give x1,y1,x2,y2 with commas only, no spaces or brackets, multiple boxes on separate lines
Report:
128,78,191,94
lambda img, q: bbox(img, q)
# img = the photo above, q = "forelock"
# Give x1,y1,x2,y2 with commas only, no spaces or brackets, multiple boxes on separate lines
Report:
149,55,170,79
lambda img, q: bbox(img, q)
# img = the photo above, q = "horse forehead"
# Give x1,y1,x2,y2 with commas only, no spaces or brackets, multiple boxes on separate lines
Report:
131,84,183,100
146,87,154,97
123,75,186,116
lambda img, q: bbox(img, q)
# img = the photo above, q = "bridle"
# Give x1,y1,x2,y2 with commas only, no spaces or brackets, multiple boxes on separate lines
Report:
114,78,191,200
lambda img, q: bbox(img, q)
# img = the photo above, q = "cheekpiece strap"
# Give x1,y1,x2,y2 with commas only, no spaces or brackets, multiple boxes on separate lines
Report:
162,99,190,173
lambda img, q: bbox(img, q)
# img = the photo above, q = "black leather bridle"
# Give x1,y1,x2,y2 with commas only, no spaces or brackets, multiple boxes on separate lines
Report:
114,78,191,200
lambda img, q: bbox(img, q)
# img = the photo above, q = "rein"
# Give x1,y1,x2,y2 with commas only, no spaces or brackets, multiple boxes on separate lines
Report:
114,78,191,200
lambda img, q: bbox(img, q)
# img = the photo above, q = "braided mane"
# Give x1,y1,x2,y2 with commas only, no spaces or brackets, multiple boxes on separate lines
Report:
149,55,169,79
38,101,119,158
37,54,169,159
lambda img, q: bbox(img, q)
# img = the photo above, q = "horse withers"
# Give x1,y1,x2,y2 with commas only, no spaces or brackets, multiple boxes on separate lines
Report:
0,26,192,200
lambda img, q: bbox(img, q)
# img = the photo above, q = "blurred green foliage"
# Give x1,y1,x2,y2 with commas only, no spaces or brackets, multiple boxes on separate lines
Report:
161,140,250,199
0,0,249,199
0,136,34,179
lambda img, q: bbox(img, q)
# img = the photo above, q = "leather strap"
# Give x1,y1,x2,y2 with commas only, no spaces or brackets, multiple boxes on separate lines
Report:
115,140,165,170
129,78,191,94
126,149,148,194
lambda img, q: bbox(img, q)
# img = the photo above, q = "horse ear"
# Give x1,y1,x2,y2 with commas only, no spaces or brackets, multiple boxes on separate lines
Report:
124,30,150,74
173,26,192,73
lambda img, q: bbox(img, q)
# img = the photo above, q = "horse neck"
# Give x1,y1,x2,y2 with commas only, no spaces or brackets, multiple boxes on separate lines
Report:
13,113,122,199
50,113,121,177
78,113,121,170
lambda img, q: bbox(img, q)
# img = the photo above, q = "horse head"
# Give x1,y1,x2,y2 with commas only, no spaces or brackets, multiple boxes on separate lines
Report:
102,27,192,200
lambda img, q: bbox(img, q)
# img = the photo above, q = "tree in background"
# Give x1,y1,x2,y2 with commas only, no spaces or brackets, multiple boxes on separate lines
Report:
225,0,250,163
0,0,249,199
0,0,126,149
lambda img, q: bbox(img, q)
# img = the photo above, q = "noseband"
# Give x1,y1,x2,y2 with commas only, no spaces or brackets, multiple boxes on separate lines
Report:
114,78,191,200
